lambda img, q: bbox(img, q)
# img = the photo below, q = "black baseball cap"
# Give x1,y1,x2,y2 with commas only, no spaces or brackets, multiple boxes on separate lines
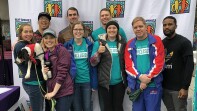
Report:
38,12,51,21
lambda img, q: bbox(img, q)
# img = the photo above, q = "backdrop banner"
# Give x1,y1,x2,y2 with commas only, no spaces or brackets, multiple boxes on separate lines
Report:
8,0,196,111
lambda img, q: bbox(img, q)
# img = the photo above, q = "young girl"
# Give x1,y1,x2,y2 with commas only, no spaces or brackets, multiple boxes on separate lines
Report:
42,28,74,111
64,21,97,111
14,24,44,111
90,21,127,111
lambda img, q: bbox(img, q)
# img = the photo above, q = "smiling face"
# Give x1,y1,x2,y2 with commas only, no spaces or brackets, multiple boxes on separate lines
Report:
100,10,112,27
107,25,118,39
38,16,50,30
20,25,33,42
67,10,79,24
73,24,84,39
132,20,147,40
43,35,57,51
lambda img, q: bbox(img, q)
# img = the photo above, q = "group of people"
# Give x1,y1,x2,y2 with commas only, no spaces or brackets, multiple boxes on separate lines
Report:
13,7,194,111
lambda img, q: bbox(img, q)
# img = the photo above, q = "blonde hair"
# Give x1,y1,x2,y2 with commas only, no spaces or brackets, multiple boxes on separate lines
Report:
132,17,146,26
40,35,58,51
18,24,34,43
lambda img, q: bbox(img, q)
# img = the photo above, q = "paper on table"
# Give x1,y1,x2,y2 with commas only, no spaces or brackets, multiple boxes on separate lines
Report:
0,88,12,94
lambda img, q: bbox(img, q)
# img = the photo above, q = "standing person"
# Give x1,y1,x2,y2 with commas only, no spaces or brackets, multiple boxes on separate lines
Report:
34,12,51,111
91,8,127,42
90,21,127,111
42,28,74,111
34,12,51,43
125,17,165,111
58,7,92,44
162,16,194,111
12,12,51,50
14,24,44,111
64,21,97,111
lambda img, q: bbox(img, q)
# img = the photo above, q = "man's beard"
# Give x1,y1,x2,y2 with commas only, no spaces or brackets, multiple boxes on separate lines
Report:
163,29,175,38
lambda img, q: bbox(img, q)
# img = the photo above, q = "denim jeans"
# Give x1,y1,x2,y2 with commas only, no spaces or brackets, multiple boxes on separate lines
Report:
55,94,74,111
22,83,44,111
73,82,91,111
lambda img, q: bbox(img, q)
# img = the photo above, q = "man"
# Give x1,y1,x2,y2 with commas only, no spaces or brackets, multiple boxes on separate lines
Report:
34,12,51,111
58,7,91,44
34,12,51,43
125,17,164,111
162,16,194,111
91,8,127,41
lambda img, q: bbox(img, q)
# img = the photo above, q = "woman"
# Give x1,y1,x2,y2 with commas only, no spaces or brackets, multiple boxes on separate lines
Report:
90,21,127,111
14,24,44,111
42,28,74,111
64,21,97,111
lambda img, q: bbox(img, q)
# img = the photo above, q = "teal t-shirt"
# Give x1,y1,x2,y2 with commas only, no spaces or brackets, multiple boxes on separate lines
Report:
107,40,122,85
74,39,90,83
91,27,127,41
136,38,155,87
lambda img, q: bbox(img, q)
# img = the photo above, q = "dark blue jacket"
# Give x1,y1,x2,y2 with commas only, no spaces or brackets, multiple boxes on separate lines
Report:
14,41,44,83
64,38,98,89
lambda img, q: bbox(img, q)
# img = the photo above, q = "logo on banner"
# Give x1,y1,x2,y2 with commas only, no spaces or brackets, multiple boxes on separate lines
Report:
15,18,31,37
44,0,62,17
106,1,125,18
146,19,156,35
170,0,190,14
82,21,93,32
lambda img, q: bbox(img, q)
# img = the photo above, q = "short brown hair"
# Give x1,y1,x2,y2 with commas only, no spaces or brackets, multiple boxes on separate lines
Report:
132,17,146,26
100,8,111,16
67,7,79,16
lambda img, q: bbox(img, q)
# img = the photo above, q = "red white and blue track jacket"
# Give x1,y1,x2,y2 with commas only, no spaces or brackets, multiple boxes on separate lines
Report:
125,34,165,89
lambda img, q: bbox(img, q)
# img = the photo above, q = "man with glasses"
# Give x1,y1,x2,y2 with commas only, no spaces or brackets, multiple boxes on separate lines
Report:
58,7,91,44
34,12,51,43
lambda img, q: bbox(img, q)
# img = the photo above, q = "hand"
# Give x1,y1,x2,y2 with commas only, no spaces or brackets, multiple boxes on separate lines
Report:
92,88,96,92
178,89,188,99
140,82,147,90
43,65,49,74
139,74,151,84
98,42,105,53
45,92,55,100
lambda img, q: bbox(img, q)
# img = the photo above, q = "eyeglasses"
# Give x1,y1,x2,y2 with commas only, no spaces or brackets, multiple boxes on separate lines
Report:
68,13,77,17
73,29,84,32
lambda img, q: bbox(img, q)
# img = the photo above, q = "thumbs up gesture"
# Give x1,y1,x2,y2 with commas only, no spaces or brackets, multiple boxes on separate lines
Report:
98,42,105,53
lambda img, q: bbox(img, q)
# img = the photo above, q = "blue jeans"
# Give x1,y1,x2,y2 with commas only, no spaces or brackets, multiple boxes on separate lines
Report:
73,82,91,111
22,83,44,111
55,94,74,111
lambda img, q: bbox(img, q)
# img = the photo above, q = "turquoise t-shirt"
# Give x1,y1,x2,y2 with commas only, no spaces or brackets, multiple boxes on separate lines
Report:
74,39,90,83
107,40,122,85
91,27,127,41
136,37,155,87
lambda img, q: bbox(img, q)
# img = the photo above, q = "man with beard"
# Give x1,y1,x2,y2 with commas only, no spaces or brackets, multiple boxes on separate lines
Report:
34,12,51,43
162,16,194,111
91,8,127,42
58,7,92,44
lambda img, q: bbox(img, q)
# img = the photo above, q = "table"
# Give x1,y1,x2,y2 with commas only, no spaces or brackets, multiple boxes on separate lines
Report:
0,86,20,111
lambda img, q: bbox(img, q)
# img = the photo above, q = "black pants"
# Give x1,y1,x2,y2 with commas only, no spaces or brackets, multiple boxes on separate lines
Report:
41,82,51,111
98,82,125,111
